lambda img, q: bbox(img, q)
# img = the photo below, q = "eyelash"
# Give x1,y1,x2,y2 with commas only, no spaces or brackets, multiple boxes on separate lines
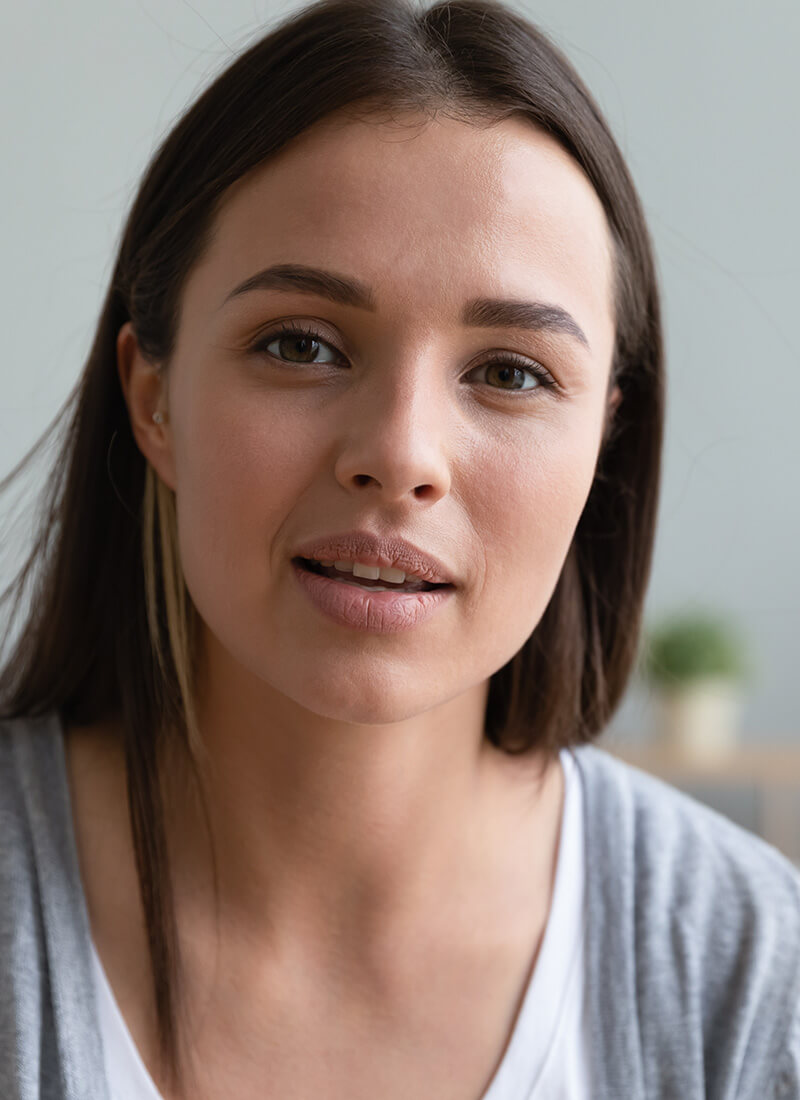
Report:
249,320,559,398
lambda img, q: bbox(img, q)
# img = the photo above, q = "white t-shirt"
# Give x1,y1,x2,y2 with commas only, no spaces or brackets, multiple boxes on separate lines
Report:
91,748,590,1100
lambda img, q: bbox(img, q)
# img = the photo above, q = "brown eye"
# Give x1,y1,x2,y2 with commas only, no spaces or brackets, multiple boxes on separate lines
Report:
471,355,557,396
251,322,341,365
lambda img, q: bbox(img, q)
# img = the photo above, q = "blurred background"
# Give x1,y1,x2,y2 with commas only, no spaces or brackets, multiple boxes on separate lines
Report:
1,2,798,856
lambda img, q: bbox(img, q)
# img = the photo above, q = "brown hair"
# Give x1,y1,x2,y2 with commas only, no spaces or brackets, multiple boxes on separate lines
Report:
0,0,663,1091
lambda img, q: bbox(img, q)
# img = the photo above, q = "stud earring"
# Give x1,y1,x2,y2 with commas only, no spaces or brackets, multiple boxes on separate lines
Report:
152,411,164,424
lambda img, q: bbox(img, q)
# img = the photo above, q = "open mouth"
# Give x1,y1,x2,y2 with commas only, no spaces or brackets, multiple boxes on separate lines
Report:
294,557,450,593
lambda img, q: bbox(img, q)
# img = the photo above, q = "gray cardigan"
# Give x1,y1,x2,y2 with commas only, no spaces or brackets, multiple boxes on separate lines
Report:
2,710,799,1099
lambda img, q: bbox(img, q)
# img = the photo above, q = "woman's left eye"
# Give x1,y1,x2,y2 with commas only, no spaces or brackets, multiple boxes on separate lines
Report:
250,322,558,397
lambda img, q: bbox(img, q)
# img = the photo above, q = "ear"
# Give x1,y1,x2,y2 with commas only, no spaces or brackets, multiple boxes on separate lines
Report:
116,321,177,492
599,383,623,450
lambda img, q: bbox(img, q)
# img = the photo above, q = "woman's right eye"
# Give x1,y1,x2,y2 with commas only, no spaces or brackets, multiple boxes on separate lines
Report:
251,323,341,365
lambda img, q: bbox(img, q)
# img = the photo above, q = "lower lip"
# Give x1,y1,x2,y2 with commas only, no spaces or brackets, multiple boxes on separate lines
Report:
291,560,455,633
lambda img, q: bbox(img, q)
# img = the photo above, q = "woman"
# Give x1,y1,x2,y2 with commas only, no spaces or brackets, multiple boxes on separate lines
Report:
1,0,798,1097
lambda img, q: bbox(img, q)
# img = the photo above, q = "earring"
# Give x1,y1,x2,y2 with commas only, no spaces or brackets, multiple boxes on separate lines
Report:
152,411,164,424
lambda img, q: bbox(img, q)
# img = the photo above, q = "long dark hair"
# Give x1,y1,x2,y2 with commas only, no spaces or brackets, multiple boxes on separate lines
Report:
0,0,663,1091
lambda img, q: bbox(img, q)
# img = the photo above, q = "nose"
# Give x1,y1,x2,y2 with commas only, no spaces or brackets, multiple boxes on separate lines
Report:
332,359,453,505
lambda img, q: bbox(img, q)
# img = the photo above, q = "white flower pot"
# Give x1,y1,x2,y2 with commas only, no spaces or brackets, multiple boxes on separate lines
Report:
653,677,743,760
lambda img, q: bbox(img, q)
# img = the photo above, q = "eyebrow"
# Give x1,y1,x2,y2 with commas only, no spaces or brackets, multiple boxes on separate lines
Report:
222,262,591,351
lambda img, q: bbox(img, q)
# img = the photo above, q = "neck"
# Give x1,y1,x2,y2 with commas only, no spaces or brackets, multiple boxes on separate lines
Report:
158,686,561,980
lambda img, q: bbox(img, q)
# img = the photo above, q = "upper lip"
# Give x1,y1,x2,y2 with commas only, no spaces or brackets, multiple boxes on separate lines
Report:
292,530,457,586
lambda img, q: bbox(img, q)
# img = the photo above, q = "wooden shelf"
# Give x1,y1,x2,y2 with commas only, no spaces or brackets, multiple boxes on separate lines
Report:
603,739,800,866
605,742,800,786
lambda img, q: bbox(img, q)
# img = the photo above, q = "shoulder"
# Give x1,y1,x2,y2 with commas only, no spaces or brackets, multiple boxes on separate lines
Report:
573,742,800,1096
0,709,65,809
573,740,800,919
0,709,83,902
0,711,110,1094
0,713,64,1014
0,718,28,898
0,711,61,871
0,712,48,839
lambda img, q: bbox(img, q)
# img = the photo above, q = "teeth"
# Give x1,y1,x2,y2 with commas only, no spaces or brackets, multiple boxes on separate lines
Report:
339,561,381,581
315,559,409,585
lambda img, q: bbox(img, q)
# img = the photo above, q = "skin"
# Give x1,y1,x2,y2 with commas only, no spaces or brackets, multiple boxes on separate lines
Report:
68,109,621,1096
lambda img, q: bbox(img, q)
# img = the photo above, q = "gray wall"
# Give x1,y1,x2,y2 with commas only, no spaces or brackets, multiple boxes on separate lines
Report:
2,1,797,743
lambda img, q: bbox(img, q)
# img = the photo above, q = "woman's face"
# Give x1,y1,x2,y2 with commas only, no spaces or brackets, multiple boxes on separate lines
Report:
133,111,618,726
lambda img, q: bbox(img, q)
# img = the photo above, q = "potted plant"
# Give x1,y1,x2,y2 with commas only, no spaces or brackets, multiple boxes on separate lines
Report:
638,608,755,759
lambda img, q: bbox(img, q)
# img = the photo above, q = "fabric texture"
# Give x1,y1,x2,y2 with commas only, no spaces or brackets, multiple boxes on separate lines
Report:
2,709,799,1099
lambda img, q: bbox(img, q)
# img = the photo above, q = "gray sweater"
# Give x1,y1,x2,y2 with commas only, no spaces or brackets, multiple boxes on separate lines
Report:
2,710,799,1099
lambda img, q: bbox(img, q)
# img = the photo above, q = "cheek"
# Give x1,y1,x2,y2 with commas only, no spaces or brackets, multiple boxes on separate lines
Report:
471,424,599,626
172,392,311,600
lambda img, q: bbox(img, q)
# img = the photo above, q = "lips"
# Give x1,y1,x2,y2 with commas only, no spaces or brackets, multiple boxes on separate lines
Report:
291,529,457,587
292,559,454,632
297,558,438,592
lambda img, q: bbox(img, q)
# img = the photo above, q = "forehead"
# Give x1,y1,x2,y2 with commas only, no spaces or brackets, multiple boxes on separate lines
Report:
190,112,615,353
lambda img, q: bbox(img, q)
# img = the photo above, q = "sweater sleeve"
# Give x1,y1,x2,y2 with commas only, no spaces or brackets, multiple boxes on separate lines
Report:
767,996,800,1099
734,849,800,1100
